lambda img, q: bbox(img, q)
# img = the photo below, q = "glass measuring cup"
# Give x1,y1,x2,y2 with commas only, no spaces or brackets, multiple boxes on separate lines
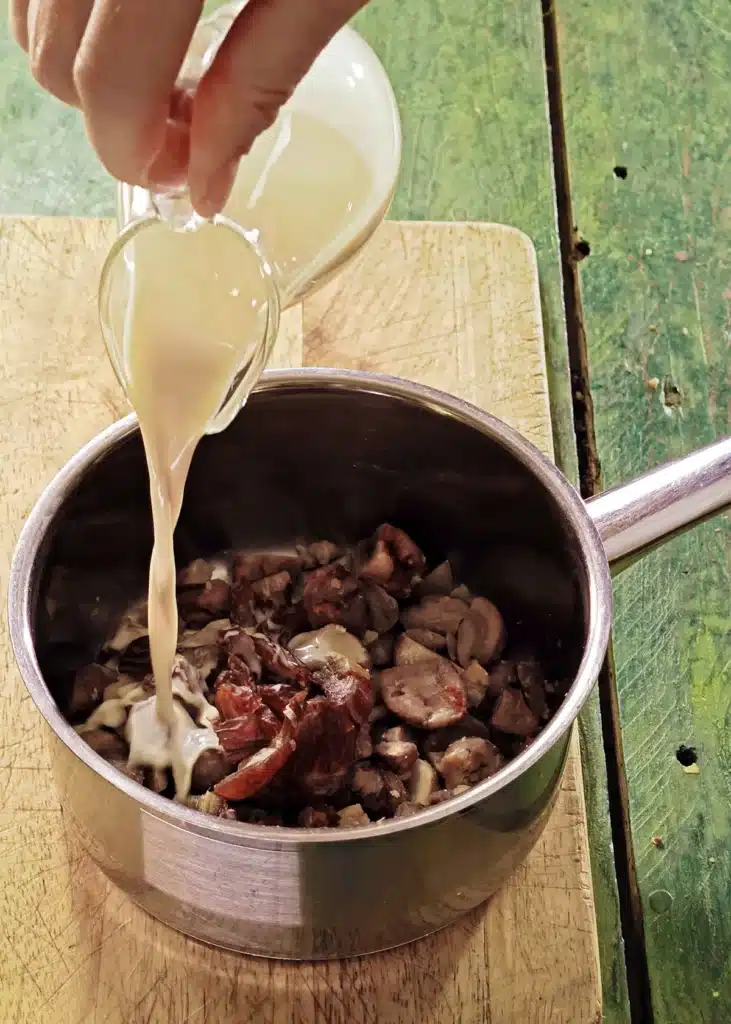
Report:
103,4,402,434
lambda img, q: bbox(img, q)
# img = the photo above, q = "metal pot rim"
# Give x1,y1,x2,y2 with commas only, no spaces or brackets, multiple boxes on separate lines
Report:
8,368,612,847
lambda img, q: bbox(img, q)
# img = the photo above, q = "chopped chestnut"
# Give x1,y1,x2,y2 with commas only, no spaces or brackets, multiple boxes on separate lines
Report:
409,759,438,805
490,687,540,738
380,660,466,729
71,524,562,829
84,728,128,762
298,805,339,828
437,737,503,789
401,595,470,635
351,762,407,817
68,663,116,720
462,661,490,708
375,727,419,776
337,804,370,828
455,597,506,667
190,748,231,794
360,524,426,599
303,562,368,633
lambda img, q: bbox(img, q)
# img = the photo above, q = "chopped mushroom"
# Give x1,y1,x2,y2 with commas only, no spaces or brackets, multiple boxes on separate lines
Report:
380,660,466,729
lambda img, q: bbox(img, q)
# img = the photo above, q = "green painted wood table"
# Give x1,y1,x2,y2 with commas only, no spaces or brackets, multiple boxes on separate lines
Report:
1,0,728,1020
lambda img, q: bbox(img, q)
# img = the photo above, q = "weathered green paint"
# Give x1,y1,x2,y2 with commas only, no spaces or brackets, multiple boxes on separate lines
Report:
557,0,731,1019
0,2,631,1017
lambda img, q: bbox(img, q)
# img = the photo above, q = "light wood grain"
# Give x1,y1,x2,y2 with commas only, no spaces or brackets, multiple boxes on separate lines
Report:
0,217,601,1024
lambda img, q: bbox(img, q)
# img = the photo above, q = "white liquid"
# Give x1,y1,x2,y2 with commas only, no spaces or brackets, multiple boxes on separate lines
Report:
123,114,372,799
226,110,374,297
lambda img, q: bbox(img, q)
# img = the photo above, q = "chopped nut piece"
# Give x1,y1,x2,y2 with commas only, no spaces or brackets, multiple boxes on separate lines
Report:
298,805,338,828
190,748,231,794
393,802,421,819
393,634,442,667
380,660,466,729
352,762,407,817
358,524,426,599
111,760,145,786
363,583,400,633
366,630,395,667
289,624,369,672
251,571,291,606
414,561,454,598
437,737,502,788
462,661,490,708
186,790,233,818
375,735,419,775
84,729,128,762
337,804,370,828
491,687,540,738
68,663,116,720
303,562,367,633
455,597,506,667
409,759,438,805
401,595,470,635
404,628,447,651
516,659,548,719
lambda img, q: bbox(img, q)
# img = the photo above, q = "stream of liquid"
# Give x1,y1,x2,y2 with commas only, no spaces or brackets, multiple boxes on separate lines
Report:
122,112,372,799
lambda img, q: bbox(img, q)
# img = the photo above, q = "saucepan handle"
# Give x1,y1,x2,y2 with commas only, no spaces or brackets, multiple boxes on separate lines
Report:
586,437,731,573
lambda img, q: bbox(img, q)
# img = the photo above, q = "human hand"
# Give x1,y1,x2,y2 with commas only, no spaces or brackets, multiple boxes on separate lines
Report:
11,0,369,215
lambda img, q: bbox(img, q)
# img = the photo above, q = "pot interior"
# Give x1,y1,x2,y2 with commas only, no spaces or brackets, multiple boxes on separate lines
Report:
31,380,590,734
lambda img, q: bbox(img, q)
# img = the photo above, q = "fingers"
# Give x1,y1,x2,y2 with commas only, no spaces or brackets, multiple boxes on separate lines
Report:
22,0,93,105
9,0,31,51
74,0,204,184
188,0,368,215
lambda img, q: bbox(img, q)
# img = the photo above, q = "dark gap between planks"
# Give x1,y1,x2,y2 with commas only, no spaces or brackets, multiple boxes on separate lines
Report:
540,2,654,1022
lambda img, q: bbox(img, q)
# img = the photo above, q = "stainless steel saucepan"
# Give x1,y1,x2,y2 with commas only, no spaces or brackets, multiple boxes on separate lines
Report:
9,370,731,959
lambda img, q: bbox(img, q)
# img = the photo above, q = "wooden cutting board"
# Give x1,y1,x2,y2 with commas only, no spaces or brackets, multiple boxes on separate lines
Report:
0,217,602,1024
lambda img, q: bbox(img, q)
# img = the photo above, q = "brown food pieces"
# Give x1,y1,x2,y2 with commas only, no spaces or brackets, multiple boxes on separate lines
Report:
77,524,560,828
358,524,426,599
380,660,467,729
84,728,128,762
178,578,231,627
303,562,367,634
68,663,116,719
351,762,407,818
437,737,503,789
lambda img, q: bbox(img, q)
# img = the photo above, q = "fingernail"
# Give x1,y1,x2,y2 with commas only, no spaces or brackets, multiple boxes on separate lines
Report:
195,158,239,218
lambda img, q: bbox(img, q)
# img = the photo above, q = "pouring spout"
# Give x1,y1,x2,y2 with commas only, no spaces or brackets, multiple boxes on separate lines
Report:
586,437,731,573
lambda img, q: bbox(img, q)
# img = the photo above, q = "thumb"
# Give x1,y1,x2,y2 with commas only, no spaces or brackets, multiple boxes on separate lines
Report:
188,0,369,217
